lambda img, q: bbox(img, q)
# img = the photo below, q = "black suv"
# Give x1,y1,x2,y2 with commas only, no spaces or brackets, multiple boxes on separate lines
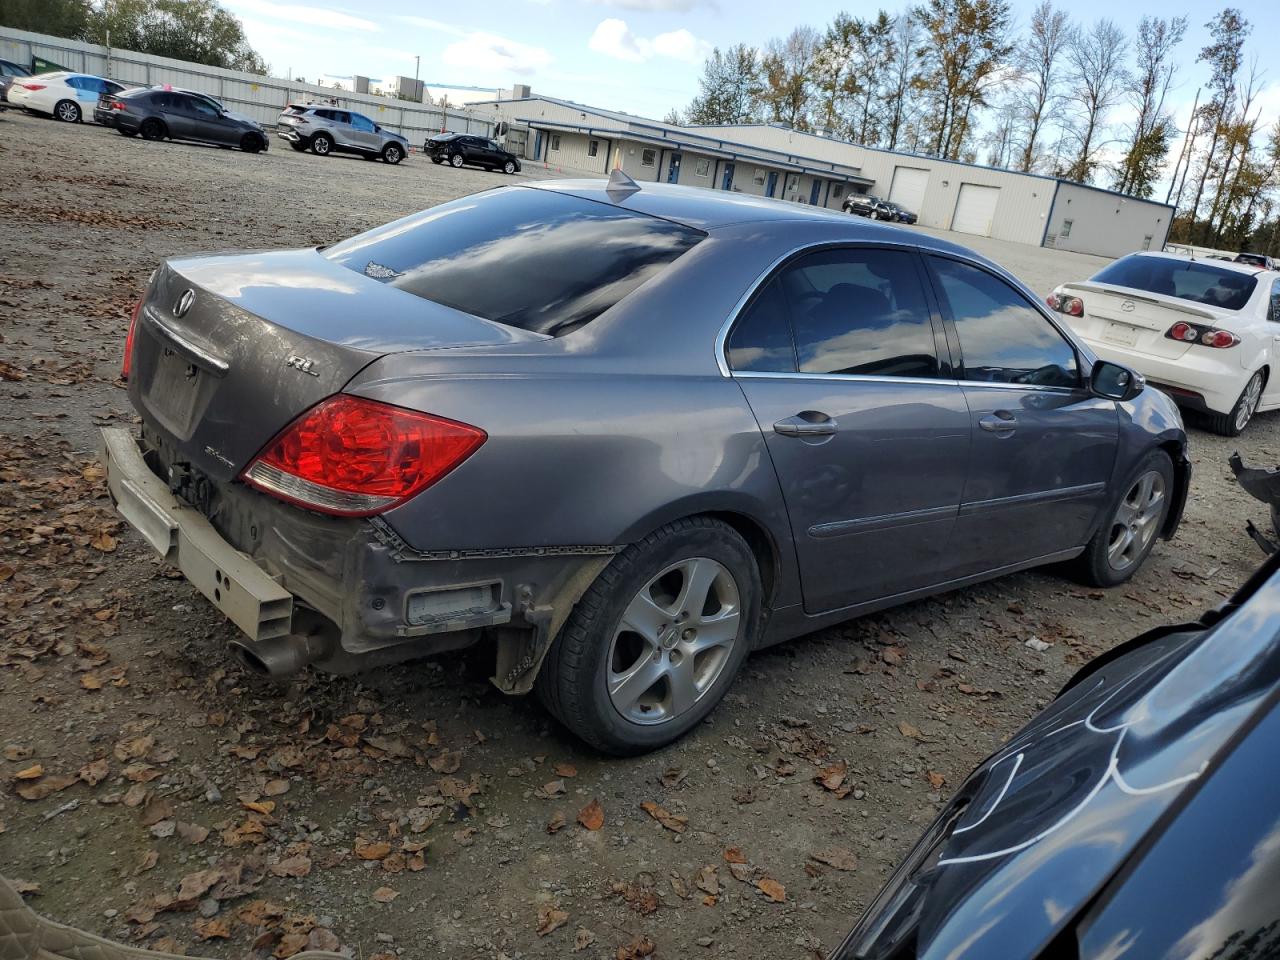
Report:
842,193,895,220
426,132,521,174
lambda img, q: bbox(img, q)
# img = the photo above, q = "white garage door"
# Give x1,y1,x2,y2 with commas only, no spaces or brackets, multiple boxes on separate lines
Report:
951,183,1001,236
888,166,929,213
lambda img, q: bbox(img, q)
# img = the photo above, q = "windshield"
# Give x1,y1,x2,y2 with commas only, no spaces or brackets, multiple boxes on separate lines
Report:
323,187,705,337
1091,256,1258,311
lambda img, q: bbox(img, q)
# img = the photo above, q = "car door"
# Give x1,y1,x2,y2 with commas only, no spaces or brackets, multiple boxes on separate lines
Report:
726,245,971,613
323,110,353,147
925,254,1119,576
154,92,192,138
347,112,381,152
185,95,236,144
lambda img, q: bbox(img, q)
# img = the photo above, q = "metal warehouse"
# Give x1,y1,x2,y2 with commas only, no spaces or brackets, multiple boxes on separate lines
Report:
477,95,1173,260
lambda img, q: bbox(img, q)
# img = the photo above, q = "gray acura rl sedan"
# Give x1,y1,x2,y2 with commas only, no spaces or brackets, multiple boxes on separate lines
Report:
101,174,1189,753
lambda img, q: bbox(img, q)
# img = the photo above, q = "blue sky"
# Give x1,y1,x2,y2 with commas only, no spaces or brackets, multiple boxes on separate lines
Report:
224,0,1277,137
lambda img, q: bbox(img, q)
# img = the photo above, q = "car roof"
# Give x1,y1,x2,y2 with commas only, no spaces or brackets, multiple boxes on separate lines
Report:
527,180,924,232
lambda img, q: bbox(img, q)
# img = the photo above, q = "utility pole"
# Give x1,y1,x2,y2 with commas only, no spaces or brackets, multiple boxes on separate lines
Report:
414,55,420,83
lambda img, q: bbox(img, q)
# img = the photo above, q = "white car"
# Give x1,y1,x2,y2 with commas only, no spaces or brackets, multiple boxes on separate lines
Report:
8,71,127,123
1049,252,1280,435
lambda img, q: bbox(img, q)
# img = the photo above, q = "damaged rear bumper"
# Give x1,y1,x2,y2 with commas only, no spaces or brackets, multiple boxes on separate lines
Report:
99,427,614,684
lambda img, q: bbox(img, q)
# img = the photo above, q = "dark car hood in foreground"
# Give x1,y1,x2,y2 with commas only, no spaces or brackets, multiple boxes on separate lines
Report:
840,555,1280,960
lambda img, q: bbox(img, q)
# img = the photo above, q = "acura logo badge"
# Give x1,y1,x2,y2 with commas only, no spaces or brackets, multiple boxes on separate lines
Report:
174,289,195,318
1121,300,1135,313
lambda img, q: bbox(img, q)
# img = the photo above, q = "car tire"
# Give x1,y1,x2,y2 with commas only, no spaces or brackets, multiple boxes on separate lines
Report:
1206,370,1265,437
1076,449,1175,587
431,157,443,164
118,128,137,138
54,99,81,123
382,143,403,164
240,133,262,153
450,153,464,167
535,517,760,755
503,160,516,174
139,118,166,141
310,133,332,156
289,141,307,152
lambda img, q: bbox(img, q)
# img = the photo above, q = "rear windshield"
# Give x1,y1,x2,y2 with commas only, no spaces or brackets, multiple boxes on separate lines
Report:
323,187,705,337
430,132,458,141
1091,255,1258,311
284,104,307,114
1236,254,1267,267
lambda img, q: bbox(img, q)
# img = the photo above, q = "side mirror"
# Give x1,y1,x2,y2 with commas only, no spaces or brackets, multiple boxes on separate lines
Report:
1091,360,1145,402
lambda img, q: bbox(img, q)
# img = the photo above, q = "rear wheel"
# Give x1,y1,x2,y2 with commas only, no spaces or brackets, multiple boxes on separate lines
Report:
431,157,443,164
382,143,403,164
118,127,137,137
450,152,464,167
310,133,332,156
1206,370,1264,437
536,517,760,755
139,118,166,141
54,99,81,123
289,140,307,152
1076,450,1174,587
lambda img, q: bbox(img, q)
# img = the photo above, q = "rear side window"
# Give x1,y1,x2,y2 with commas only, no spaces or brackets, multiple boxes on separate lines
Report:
931,257,1078,387
1092,256,1258,311
324,187,705,337
728,279,797,372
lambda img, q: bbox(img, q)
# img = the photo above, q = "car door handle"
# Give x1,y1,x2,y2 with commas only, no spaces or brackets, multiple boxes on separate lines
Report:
773,413,838,437
979,411,1017,433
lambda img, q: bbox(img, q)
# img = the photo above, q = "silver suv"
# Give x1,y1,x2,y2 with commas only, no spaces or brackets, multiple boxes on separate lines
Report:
276,103,409,164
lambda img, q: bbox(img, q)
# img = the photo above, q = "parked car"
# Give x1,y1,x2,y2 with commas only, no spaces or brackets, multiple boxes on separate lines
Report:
102,88,268,152
881,200,918,224
275,103,407,163
833,548,1280,960
425,132,521,173
1048,251,1280,435
842,193,896,220
0,57,32,104
96,85,253,129
7,71,127,122
101,175,1188,754
1235,251,1276,270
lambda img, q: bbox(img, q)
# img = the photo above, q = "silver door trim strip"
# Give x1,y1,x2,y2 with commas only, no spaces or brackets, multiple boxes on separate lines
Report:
958,481,1107,518
809,503,958,539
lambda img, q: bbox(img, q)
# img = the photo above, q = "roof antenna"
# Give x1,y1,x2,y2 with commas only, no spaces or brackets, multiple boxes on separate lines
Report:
606,167,641,202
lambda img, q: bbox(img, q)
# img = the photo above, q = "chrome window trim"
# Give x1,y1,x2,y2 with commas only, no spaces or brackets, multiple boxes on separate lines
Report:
732,370,961,388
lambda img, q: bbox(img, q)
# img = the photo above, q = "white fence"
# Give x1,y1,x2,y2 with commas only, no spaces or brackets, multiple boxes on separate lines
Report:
0,26,494,144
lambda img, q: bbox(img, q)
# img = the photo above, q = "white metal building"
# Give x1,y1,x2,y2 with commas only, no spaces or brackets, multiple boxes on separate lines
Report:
475,95,1173,259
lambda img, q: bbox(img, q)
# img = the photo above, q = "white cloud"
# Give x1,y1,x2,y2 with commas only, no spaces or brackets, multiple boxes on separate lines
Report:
442,32,554,75
591,0,710,11
225,0,379,32
588,19,710,63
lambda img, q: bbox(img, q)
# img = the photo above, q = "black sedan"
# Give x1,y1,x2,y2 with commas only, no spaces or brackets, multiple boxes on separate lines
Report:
882,201,918,224
425,131,521,173
105,88,268,152
835,549,1280,959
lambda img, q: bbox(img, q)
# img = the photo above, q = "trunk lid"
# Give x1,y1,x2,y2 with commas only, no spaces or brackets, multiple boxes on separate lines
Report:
1061,281,1228,361
129,248,544,483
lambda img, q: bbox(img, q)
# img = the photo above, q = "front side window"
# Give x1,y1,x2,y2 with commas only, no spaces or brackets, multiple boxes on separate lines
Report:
324,187,704,337
350,113,374,131
587,139,599,157
930,257,1078,387
188,97,218,117
1092,255,1258,311
641,148,656,167
727,248,938,379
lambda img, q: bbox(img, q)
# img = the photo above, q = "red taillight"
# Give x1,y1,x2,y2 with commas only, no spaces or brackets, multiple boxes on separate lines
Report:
1046,291,1083,316
122,300,141,380
111,101,126,110
1165,321,1238,348
21,83,46,91
241,395,486,516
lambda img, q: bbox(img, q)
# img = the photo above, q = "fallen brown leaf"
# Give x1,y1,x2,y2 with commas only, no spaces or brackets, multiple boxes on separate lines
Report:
428,751,461,774
193,917,232,940
553,762,578,778
811,847,858,872
17,775,77,801
78,758,109,786
724,847,747,864
355,838,393,861
546,812,567,834
270,855,312,878
898,720,925,740
536,904,570,937
756,877,786,902
616,936,656,959
577,798,604,831
640,800,688,833
372,886,398,903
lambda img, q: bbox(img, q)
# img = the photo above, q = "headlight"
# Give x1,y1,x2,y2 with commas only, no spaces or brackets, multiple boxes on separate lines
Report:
832,802,967,960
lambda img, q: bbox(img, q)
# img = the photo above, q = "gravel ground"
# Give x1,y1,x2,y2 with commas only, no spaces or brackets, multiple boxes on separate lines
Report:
2,108,1278,960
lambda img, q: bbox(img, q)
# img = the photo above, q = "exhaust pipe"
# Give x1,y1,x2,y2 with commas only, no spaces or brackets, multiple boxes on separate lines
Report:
229,612,336,677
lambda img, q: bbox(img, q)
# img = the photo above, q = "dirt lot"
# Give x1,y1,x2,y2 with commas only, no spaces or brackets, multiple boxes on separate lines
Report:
1,108,1277,960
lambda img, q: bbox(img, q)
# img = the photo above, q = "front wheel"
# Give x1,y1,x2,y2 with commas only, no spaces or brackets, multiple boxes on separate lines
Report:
536,517,760,755
450,152,464,167
54,99,81,123
139,118,165,141
1206,370,1265,437
382,143,403,164
503,160,516,174
240,133,263,153
1076,450,1174,587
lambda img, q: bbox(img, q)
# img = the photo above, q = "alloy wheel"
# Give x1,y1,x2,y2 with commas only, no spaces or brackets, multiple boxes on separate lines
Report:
385,145,402,163
1236,372,1264,432
606,557,741,726
56,100,79,122
1107,470,1166,572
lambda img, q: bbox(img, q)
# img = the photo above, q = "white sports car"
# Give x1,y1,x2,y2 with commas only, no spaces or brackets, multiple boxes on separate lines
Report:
1049,252,1280,435
8,71,127,123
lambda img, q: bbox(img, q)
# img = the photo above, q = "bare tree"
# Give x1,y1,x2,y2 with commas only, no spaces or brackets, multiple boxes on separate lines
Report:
1186,8,1251,235
1113,16,1187,196
882,14,923,150
1012,1,1071,172
1059,19,1128,183
812,12,860,134
760,26,820,130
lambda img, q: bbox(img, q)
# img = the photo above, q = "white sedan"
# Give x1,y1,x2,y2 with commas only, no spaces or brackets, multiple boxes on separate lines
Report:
8,71,127,123
1049,252,1280,435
